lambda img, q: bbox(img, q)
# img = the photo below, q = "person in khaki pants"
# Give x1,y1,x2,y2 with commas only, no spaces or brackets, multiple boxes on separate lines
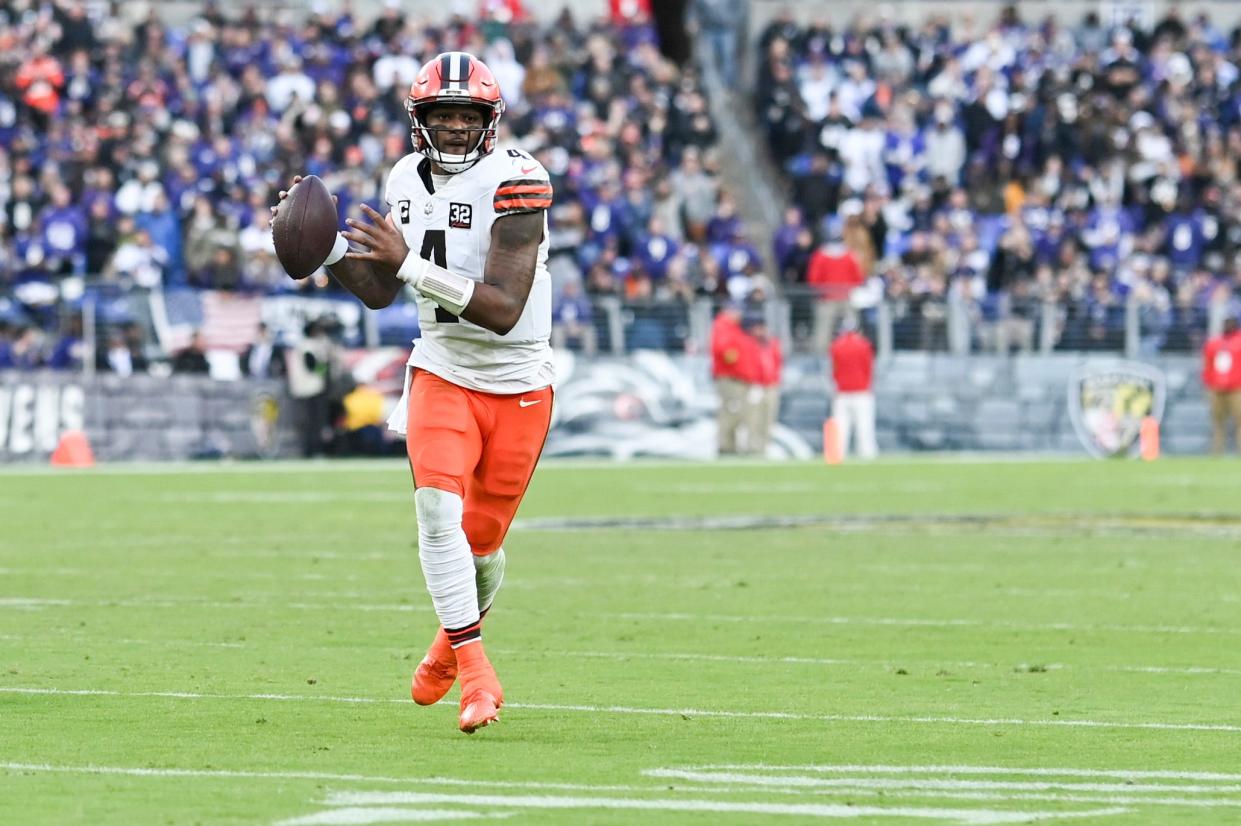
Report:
741,313,782,456
711,302,747,455
1202,317,1241,454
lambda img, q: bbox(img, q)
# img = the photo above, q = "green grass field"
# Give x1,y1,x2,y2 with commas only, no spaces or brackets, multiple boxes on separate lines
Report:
2,457,1240,824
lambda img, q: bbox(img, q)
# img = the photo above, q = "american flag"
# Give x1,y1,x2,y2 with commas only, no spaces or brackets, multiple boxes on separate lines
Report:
153,289,263,353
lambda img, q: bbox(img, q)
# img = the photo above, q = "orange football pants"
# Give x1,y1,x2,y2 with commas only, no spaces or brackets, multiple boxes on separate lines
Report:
406,369,553,556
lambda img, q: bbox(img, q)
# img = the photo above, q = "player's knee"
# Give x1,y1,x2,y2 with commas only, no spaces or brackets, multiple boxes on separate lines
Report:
415,487,464,539
463,511,505,553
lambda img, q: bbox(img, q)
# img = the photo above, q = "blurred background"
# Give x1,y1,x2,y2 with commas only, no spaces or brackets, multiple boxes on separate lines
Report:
4,0,1241,462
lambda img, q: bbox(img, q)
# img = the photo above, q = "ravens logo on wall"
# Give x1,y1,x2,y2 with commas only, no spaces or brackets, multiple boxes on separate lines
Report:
1067,361,1166,458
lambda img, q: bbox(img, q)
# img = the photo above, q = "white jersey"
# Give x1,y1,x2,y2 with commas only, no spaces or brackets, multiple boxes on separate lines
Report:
385,148,555,395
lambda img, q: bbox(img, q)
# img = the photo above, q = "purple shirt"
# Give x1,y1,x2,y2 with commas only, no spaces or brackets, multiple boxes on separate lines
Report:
39,205,87,255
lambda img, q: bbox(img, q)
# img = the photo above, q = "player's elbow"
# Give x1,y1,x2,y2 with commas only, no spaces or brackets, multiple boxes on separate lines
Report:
484,316,518,336
361,284,401,310
480,302,523,336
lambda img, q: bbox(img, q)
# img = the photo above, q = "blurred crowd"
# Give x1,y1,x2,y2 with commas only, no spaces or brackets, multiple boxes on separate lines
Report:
761,4,1241,353
8,1,1241,371
0,0,754,369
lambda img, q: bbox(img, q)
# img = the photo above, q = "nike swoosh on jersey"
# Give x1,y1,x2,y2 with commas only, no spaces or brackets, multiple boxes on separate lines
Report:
518,398,542,407
520,164,538,174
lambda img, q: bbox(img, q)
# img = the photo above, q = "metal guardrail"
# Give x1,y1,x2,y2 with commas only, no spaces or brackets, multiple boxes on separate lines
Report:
558,291,1230,359
11,286,1230,370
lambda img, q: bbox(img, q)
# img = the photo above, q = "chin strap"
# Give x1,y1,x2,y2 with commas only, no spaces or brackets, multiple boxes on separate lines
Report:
397,250,476,317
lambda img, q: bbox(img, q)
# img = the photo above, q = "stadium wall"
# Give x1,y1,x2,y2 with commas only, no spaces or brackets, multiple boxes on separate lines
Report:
0,354,1210,463
0,372,296,463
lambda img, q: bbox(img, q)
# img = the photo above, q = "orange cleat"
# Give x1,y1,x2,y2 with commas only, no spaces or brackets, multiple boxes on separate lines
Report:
410,627,457,706
455,642,503,734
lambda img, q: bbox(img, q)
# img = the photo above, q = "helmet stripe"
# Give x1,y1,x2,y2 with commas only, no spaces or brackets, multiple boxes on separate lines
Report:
439,53,454,88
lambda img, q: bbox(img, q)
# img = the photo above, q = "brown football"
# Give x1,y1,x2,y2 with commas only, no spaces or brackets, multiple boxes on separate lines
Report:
272,175,339,279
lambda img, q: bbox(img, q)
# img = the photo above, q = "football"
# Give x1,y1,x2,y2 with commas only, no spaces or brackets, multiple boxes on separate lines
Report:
272,175,339,279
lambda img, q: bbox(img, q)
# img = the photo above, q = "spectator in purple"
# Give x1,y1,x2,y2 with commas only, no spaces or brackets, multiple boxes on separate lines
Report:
551,279,597,356
38,184,87,276
772,207,806,277
636,216,680,281
47,315,84,370
1083,192,1137,273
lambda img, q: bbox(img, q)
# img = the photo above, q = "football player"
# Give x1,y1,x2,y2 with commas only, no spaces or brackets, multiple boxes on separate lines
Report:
273,51,554,734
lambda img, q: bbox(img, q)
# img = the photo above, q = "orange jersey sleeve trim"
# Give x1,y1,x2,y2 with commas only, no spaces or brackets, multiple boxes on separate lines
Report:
494,178,553,214
494,197,553,214
495,184,554,197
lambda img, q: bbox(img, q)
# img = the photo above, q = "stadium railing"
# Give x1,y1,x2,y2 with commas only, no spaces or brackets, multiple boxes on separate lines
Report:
775,286,1228,359
9,282,1231,372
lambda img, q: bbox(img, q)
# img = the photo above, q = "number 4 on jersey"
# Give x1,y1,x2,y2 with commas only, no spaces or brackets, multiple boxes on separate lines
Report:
420,229,457,323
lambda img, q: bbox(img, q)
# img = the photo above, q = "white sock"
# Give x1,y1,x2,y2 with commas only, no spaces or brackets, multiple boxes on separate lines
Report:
475,548,506,614
413,487,479,632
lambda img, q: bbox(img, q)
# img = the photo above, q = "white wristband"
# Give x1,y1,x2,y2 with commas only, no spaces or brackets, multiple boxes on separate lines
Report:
397,250,476,317
323,233,349,267
396,250,428,286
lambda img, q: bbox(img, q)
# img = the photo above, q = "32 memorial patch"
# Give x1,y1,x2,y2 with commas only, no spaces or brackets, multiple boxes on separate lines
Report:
449,203,472,229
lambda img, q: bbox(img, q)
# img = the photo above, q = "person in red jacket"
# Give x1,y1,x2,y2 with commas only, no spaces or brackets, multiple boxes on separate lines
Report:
1202,317,1241,454
741,312,782,455
14,41,64,125
829,320,877,459
806,219,864,353
711,302,747,455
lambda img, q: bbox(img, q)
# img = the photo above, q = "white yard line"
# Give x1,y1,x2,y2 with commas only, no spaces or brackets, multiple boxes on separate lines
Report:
4,634,1238,678
2,597,1235,637
689,764,1241,782
296,791,1125,824
491,648,1241,678
642,770,1241,795
0,568,343,581
2,761,1232,816
153,492,412,504
2,687,1239,733
0,597,428,612
638,765,1241,810
0,762,720,796
648,482,943,495
0,761,1130,824
0,597,71,608
606,611,1241,636
638,784,1241,810
280,809,496,824
509,701,1241,733
3,565,1227,602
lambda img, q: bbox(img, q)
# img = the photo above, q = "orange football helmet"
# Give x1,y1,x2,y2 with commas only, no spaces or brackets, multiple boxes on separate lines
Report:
405,51,505,173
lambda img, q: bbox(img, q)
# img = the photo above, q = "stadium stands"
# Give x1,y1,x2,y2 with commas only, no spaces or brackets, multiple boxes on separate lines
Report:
3,1,1241,367
758,4,1241,353
0,1,742,369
